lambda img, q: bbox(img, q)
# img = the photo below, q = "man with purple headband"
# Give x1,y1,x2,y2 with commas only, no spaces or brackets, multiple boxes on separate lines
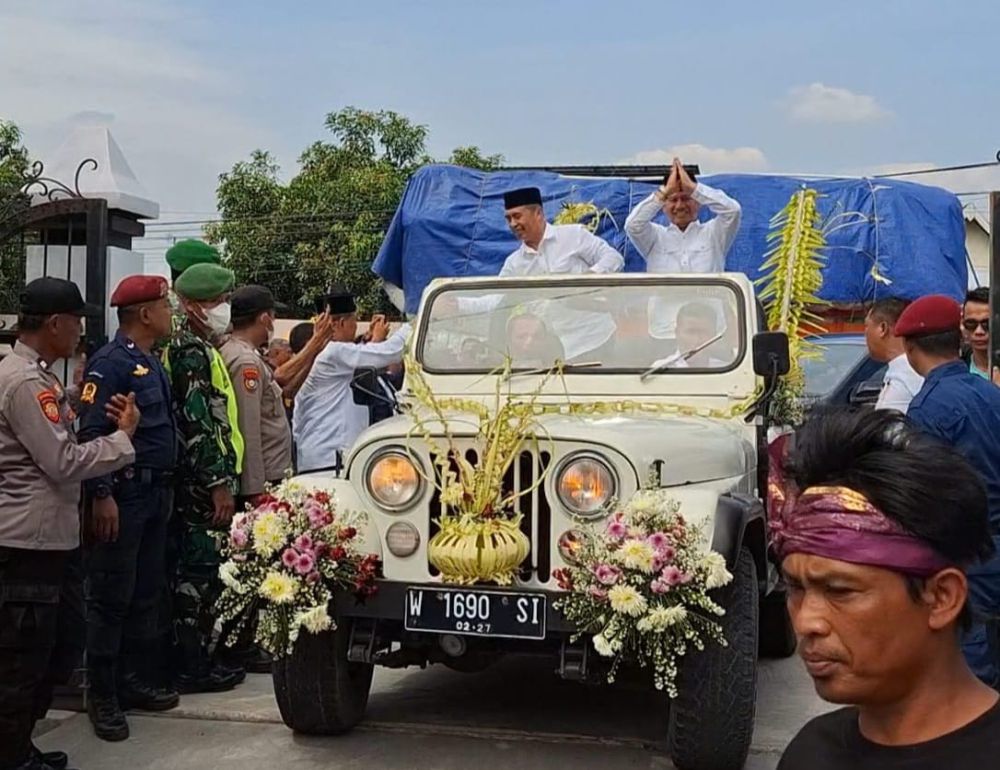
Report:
776,408,1000,769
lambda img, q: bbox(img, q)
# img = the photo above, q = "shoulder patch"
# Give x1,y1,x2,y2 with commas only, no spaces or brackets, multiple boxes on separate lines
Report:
243,366,260,393
81,382,98,404
37,389,60,423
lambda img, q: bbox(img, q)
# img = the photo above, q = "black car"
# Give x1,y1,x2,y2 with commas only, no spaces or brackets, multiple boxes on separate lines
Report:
800,333,887,408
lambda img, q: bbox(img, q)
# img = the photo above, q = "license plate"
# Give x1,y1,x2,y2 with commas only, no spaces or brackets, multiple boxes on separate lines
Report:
403,587,547,640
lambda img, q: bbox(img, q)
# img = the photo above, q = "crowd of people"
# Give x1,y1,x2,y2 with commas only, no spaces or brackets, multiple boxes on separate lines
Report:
1,155,1000,769
0,235,419,768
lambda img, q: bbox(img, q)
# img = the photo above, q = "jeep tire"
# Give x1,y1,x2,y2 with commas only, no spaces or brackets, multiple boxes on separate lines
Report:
666,546,759,770
273,621,374,735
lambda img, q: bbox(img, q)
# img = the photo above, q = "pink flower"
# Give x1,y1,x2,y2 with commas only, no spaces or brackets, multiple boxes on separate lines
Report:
606,519,629,540
307,506,334,529
230,529,248,548
281,548,299,568
294,534,314,553
592,563,622,586
295,552,315,575
306,570,322,585
647,532,671,551
650,578,670,594
661,565,691,586
587,585,609,601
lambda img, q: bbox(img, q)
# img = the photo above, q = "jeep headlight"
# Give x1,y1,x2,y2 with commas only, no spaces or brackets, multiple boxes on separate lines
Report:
365,450,421,511
556,454,616,518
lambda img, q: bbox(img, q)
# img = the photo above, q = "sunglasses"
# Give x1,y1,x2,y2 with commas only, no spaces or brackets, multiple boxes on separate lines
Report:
962,319,990,332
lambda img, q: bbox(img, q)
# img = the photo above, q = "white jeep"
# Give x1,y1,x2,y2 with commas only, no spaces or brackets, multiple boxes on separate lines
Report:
274,273,795,770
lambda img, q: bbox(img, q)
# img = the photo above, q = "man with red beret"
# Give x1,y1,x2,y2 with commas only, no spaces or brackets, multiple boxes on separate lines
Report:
77,275,180,741
898,293,1000,686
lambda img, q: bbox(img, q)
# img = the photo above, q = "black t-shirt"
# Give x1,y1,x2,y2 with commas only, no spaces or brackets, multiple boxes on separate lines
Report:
778,701,1000,769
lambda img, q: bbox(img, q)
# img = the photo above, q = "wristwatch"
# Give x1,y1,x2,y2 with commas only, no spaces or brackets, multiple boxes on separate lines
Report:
94,484,113,500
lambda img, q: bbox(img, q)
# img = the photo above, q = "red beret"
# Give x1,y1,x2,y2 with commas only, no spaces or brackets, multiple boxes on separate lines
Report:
894,294,962,338
110,275,170,308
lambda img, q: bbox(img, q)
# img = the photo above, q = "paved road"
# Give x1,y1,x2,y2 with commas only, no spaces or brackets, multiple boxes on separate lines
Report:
37,655,831,769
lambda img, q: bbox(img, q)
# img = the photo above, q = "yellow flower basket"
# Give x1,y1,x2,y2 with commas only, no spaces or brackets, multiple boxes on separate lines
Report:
428,515,530,586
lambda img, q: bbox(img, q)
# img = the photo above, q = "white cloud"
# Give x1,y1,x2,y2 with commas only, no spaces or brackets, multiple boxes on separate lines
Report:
618,143,769,173
0,1,274,227
785,83,891,124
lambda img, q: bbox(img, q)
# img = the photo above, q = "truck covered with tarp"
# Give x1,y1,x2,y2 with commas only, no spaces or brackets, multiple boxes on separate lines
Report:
373,164,968,317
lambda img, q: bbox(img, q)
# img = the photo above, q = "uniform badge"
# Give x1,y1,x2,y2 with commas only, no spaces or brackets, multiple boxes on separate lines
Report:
132,364,150,377
81,382,98,404
243,366,260,393
37,389,60,423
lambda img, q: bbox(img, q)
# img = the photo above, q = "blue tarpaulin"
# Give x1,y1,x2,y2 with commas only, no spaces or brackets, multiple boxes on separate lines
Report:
373,164,968,315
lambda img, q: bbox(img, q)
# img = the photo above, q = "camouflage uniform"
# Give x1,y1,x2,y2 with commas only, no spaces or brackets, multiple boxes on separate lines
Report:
164,319,239,675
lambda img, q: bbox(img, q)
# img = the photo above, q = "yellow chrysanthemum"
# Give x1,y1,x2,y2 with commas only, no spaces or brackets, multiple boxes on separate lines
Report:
259,571,297,604
252,511,287,557
608,584,648,617
617,539,656,574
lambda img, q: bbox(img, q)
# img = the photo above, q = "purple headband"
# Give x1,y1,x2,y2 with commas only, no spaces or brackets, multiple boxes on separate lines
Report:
770,485,952,577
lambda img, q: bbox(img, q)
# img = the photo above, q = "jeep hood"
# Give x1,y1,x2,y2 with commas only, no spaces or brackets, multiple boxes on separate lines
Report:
350,412,754,487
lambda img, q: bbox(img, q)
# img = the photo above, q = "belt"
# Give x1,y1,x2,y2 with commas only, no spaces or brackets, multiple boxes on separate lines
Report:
115,466,175,485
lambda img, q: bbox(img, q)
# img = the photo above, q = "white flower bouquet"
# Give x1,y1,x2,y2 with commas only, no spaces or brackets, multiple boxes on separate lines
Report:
553,489,733,697
215,481,379,657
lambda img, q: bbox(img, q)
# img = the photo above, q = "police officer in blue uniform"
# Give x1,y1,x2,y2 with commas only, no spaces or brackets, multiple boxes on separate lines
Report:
897,294,1000,687
77,275,180,742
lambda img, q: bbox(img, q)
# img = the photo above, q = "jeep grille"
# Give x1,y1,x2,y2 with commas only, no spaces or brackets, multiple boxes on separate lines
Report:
428,447,554,583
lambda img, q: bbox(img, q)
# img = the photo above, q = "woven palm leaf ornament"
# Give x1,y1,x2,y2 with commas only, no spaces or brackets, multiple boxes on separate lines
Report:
755,187,828,426
551,185,618,233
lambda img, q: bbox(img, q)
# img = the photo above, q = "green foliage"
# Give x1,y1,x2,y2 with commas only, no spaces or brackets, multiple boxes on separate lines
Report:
0,120,30,312
207,108,503,317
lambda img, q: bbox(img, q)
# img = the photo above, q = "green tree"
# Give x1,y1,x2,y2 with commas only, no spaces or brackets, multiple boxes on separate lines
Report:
0,120,30,312
206,108,503,316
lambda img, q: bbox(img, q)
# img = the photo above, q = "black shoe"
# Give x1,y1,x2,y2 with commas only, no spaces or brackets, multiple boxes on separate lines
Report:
87,694,129,742
174,665,243,694
222,646,273,674
119,672,180,712
14,756,74,770
211,661,247,685
30,745,69,770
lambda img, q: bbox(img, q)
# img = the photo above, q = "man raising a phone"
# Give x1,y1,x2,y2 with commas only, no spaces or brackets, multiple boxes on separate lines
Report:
293,288,411,473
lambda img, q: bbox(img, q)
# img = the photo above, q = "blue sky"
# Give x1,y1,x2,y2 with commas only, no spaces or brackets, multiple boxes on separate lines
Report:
3,0,999,234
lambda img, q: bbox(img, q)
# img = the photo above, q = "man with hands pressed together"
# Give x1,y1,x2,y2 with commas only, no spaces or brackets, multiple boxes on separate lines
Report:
626,158,742,337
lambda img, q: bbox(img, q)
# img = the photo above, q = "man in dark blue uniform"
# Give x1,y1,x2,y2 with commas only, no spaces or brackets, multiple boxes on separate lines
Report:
897,294,1000,686
78,275,180,741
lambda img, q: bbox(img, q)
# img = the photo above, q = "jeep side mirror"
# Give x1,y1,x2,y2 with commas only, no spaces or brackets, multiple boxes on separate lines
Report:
752,332,790,378
849,378,883,406
351,367,380,407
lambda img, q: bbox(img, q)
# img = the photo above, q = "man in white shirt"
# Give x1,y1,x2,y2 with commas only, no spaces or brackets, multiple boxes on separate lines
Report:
864,297,924,413
498,187,624,277
625,158,742,273
293,290,411,472
447,187,623,361
626,159,742,338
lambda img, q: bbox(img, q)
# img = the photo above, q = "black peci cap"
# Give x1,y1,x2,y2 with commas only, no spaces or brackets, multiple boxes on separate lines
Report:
20,277,101,317
231,284,276,320
503,187,543,209
314,286,357,315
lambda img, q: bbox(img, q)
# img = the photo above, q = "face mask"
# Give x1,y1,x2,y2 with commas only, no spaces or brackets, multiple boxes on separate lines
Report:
265,315,275,343
204,302,231,336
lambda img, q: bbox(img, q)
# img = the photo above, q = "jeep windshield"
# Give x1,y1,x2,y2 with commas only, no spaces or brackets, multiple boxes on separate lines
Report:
417,279,744,374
